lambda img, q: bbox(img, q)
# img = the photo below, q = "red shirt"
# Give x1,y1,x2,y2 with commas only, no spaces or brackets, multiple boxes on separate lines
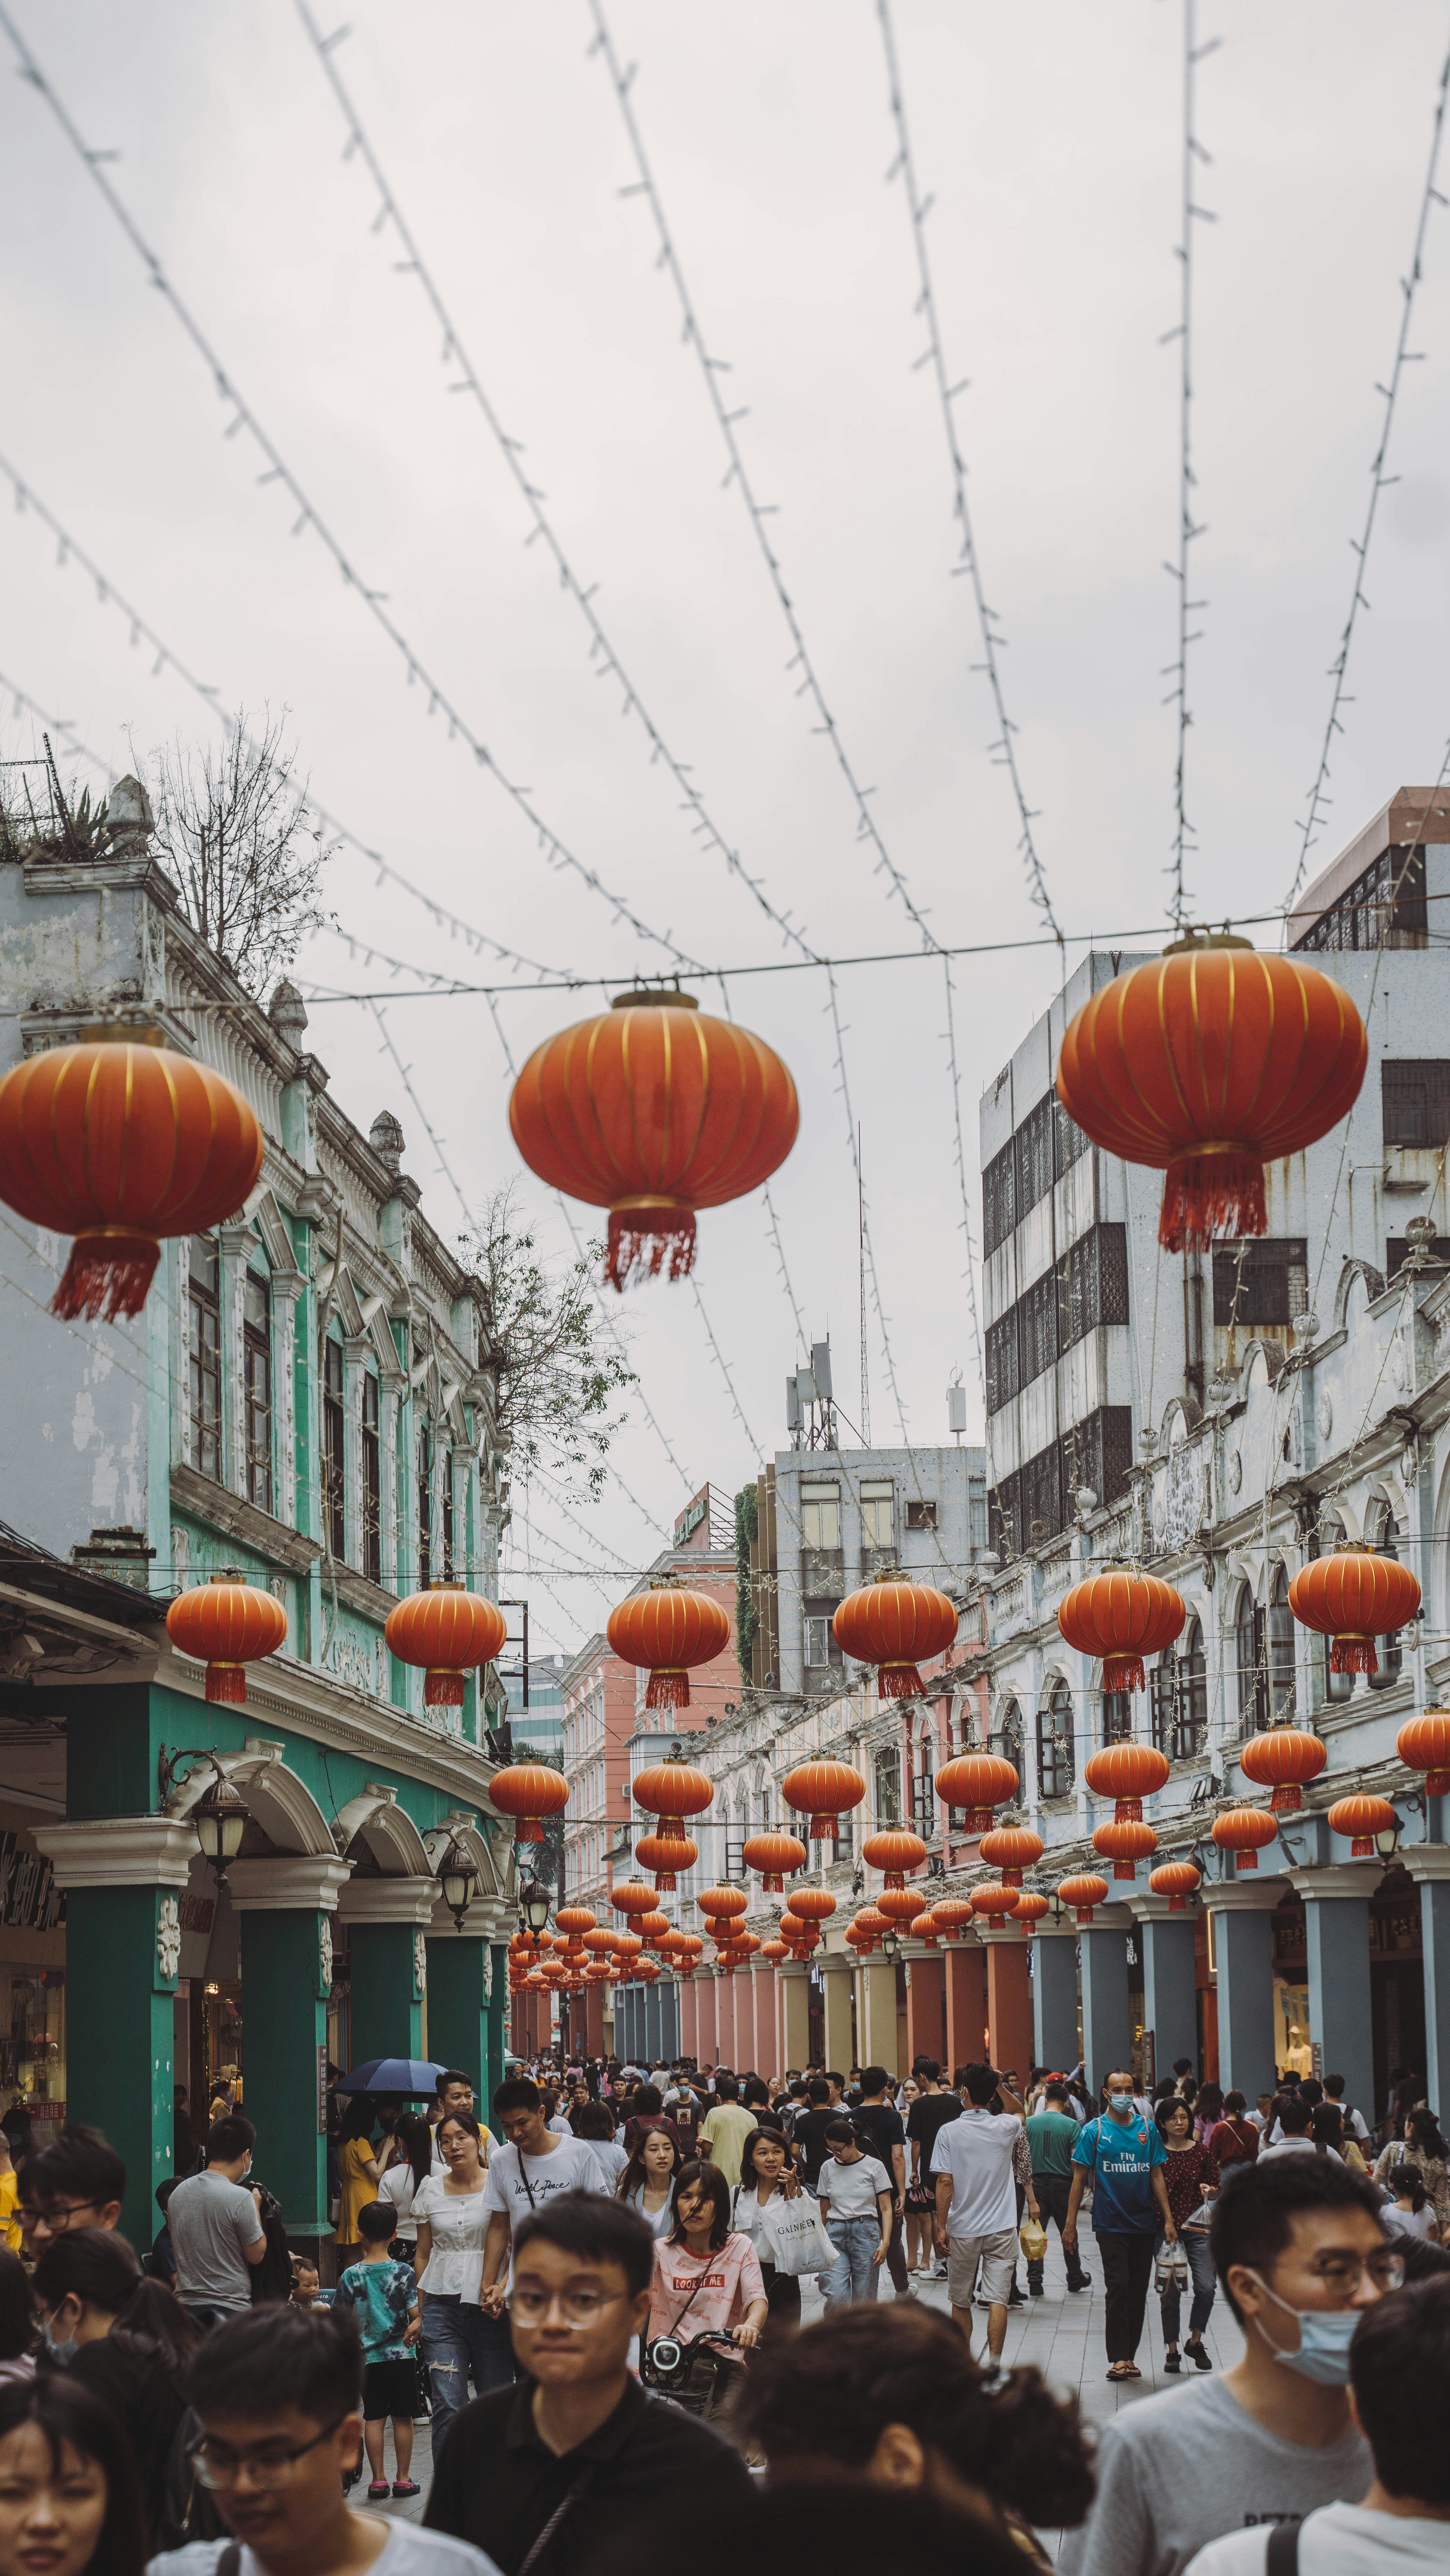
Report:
646,2233,765,2342
1207,2116,1259,2168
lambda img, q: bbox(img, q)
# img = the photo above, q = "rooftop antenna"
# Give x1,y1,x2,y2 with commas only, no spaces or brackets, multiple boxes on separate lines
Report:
857,1124,871,1447
948,1370,967,1445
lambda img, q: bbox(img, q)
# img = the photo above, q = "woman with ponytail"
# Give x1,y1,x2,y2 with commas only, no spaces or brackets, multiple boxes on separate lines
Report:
30,2228,197,2550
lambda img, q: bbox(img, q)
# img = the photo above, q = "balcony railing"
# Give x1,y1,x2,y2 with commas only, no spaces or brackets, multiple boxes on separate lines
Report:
801,1548,846,1599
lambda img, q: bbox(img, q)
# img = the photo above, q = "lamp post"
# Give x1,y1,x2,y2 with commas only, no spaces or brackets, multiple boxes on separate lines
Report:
438,1838,479,1933
159,1749,250,1893
518,1876,552,1938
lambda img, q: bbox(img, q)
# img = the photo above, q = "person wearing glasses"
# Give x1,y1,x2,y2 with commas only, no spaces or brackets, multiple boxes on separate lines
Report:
425,2197,752,2574
16,2125,125,2258
148,2302,495,2576
1060,2158,1401,2576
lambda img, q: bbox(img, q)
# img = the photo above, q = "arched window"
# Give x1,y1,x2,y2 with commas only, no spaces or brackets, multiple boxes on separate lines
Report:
1038,1678,1075,1801
1366,1502,1405,1689
1236,1583,1262,1731
1317,1514,1353,1703
1153,1619,1207,1759
994,1699,1025,1794
1269,1566,1296,1725
1103,1688,1134,1744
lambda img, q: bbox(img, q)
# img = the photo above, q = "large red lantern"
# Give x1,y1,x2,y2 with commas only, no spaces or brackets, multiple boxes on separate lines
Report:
1289,1549,1421,1678
1058,1872,1110,1924
608,1584,732,1710
832,1577,959,1698
634,1832,698,1894
1212,1807,1279,1871
930,1897,974,1945
782,1761,866,1842
790,1889,838,1930
1055,934,1367,1252
1093,1817,1157,1882
1238,1729,1327,1814
0,1032,264,1321
777,1911,811,1953
970,1884,1021,1930
1150,1860,1202,1912
1084,1743,1171,1822
860,1829,928,1888
911,1908,941,1949
699,1884,748,1934
1061,1575,1185,1695
487,1763,569,1844
1014,1892,1049,1935
1399,1710,1450,1801
877,1888,929,1931
934,1753,1019,1835
508,988,799,1289
1328,1794,1399,1858
555,1906,596,1942
632,1756,715,1858
742,1830,807,1893
760,1936,789,1964
166,1574,287,1705
978,1826,1044,1888
610,1880,656,1920
385,1580,507,1706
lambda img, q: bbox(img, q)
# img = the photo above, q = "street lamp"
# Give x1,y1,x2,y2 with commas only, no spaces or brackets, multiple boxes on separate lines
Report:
518,1876,552,1937
438,1838,478,1933
191,1769,248,1893
1374,1814,1403,1861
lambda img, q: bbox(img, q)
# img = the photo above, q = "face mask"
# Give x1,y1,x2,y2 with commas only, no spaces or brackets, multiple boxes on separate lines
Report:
43,2318,77,2365
1108,2093,1134,2113
1245,2271,1359,2385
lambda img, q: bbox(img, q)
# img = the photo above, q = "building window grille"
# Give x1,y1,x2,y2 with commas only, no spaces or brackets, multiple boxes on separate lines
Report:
322,1339,345,1561
361,1374,381,1583
1038,1679,1075,1800
242,1269,272,1512
1212,1239,1308,1330
188,1234,222,1483
800,1482,841,1549
1382,1058,1450,1149
1152,1623,1208,1758
860,1480,895,1551
1103,1689,1134,1744
417,1423,432,1588
1237,1586,1267,1734
993,1700,1025,1791
1365,1504,1404,1689
912,1748,936,1835
874,1745,902,1827
1268,1567,1297,1722
1294,844,1427,953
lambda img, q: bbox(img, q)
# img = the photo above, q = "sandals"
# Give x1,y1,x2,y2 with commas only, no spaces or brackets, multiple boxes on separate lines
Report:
367,2480,391,2498
1106,2360,1142,2380
393,2479,421,2497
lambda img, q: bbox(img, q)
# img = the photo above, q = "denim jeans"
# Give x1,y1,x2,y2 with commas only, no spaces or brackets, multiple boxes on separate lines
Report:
421,2291,514,2428
1156,2225,1216,2342
823,2216,881,2308
1028,2174,1089,2288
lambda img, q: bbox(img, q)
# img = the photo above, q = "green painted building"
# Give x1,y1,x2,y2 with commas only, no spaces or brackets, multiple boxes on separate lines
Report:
0,804,515,2254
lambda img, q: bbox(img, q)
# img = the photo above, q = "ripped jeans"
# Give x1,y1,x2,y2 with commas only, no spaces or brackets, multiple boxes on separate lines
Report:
420,2292,514,2429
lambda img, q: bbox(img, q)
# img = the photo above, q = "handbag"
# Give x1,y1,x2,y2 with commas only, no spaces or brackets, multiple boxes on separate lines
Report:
752,2188,839,2280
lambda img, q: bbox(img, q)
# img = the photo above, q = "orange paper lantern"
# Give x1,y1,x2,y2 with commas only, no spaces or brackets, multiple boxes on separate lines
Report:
978,1826,1044,1888
1062,1575,1185,1696
1399,1709,1450,1801
1212,1807,1279,1871
634,1831,698,1895
1084,1742,1172,1822
1327,1794,1399,1858
508,989,799,1289
790,1888,838,1927
832,1577,959,1698
699,1885,748,1926
1093,1817,1158,1882
742,1830,808,1893
971,1883,1021,1930
166,1575,287,1706
1058,1872,1111,1925
385,1580,507,1707
487,1763,569,1844
934,1753,1019,1836
1238,1729,1327,1814
1055,935,1367,1251
1149,1860,1202,1912
911,1908,941,1949
555,1906,597,1940
610,1881,656,1919
1289,1549,1421,1677
878,1886,929,1926
782,1761,866,1842
760,1937,789,1963
1013,1891,1049,1934
0,1032,265,1321
609,1587,732,1710
860,1829,928,1888
851,1905,891,1950
929,1897,974,1945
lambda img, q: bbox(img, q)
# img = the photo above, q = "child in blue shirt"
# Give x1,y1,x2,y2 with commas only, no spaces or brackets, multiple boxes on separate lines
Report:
335,2198,422,2496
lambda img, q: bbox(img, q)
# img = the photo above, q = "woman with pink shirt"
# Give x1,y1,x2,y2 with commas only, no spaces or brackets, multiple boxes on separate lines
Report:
646,2161,768,2350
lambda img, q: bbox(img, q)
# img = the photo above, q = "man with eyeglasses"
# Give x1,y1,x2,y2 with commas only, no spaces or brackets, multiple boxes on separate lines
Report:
18,2122,125,2256
426,2195,752,2574
149,2298,495,2575
1061,2159,1397,2576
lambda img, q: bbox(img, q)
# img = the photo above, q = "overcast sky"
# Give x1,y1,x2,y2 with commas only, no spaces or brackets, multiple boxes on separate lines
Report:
4,2,1450,1657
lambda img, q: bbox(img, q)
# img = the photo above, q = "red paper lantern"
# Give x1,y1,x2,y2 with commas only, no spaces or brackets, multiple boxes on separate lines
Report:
782,1760,866,1842
634,1832,698,1894
1238,1729,1327,1814
487,1763,569,1844
853,1904,891,1945
1289,1549,1421,1677
1328,1794,1399,1858
741,1830,807,1893
1014,1892,1049,1935
582,1927,615,1958
555,1906,597,1941
632,1756,715,1852
609,1586,732,1710
637,1910,673,1945
978,1826,1044,1888
760,1937,789,1963
878,1886,929,1926
845,1919,878,1954
911,1908,941,1949
1062,1575,1185,1695
832,1577,959,1698
0,1032,265,1321
777,1911,811,1952
790,1889,837,1928
929,1897,974,1945
860,1829,928,1888
610,1881,656,1919
934,1753,1019,1835
1212,1807,1279,1871
1084,1742,1172,1822
1149,1861,1202,1912
166,1575,287,1706
971,1883,1021,1930
509,989,799,1289
385,1580,507,1707
1093,1817,1158,1882
1399,1709,1450,1801
1058,1872,1111,1925
1055,934,1367,1252
699,1884,748,1927
634,1959,661,1985
611,1930,643,1962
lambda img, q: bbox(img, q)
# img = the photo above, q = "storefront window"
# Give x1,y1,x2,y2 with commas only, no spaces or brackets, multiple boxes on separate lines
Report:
0,1969,66,2116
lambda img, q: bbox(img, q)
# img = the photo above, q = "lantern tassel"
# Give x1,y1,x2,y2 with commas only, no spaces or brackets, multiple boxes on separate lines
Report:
51,1232,160,1322
205,1664,247,1706
1427,1770,1450,1799
1330,1637,1379,1675
1102,1656,1147,1694
879,1661,927,1699
1159,1152,1266,1255
644,1670,691,1709
425,1671,467,1707
1235,1849,1259,1870
605,1209,696,1293
1269,1784,1304,1813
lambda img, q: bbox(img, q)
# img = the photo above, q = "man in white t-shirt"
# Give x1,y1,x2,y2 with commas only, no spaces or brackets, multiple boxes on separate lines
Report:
1322,2075,1371,2148
930,2063,1037,2361
477,2077,600,2315
1183,2269,1448,2576
1260,2099,1340,2165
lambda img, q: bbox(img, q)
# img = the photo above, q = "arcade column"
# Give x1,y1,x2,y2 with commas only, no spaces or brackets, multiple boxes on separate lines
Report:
821,1953,855,2073
1078,1903,1134,2093
905,1949,945,2069
1404,1848,1450,2116
976,1925,1033,2080
857,1955,896,2073
779,1961,811,2070
336,1877,437,2064
1202,1876,1287,2104
228,1853,353,2262
944,1937,988,2074
1288,1862,1379,2122
424,1899,512,2113
1126,1890,1200,2084
1032,1918,1081,2069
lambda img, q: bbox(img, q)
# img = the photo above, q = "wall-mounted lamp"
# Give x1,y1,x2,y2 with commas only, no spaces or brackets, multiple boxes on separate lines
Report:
438,1837,478,1932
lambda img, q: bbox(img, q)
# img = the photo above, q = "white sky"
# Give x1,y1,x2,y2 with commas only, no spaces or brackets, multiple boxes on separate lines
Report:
3,2,1450,1657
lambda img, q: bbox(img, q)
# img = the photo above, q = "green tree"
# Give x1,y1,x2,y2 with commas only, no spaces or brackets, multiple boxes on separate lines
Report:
734,1482,759,1681
463,1184,634,1502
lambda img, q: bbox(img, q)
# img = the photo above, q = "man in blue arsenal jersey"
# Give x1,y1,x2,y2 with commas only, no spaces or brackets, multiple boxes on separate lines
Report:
1064,2067,1176,2380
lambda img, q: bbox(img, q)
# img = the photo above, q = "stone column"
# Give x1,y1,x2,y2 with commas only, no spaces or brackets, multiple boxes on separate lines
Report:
857,1959,896,2073
1033,1921,1081,2068
1404,1849,1450,2116
944,1938,987,2073
34,1818,197,2247
1203,1877,1287,2104
696,1974,719,2067
680,1979,699,2059
1126,1892,1200,2083
1288,1862,1379,2119
487,1944,509,2106
337,1879,436,2064
715,1972,738,2067
977,1925,1034,2080
424,1903,505,2110
230,1854,353,2254
905,1953,945,2068
780,1963,811,2070
821,1955,856,2073
1079,1905,1134,2093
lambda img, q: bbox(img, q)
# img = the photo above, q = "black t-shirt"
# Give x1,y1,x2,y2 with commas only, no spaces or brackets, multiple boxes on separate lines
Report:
70,2333,188,2550
906,2092,963,2176
791,2106,843,2188
426,2375,752,2576
852,2103,906,2177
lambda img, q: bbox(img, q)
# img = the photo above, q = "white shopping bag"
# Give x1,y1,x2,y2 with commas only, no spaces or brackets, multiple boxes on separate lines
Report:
760,2190,840,2279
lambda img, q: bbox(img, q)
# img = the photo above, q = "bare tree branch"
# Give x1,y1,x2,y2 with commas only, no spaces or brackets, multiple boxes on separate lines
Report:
150,710,332,994
460,1183,635,1503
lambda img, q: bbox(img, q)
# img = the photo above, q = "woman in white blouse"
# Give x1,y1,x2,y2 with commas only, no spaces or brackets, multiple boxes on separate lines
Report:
411,2110,512,2430
377,2113,434,2261
617,2126,681,2237
731,2124,805,2340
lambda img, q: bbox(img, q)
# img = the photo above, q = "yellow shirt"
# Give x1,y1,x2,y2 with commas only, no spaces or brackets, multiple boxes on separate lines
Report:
699,2104,758,2188
0,2173,17,2252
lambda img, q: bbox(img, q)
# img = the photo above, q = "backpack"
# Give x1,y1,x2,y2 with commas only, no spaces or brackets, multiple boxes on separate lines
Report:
156,2403,229,2554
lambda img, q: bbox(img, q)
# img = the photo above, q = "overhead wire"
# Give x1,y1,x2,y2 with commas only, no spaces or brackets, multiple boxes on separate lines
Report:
1160,0,1219,929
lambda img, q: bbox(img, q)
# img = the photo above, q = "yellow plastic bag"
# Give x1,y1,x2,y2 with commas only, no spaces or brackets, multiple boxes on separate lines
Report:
1019,2218,1047,2262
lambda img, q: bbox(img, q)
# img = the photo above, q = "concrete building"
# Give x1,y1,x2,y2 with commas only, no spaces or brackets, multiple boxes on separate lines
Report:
0,795,515,2252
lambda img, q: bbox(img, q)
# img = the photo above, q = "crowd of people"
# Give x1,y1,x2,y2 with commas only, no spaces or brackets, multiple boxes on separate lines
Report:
0,2046,1441,2574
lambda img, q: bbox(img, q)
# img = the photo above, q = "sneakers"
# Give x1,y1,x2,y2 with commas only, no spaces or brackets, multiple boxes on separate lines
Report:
1187,2338,1213,2371
1163,2350,1182,2374
1066,2276,1090,2293
1028,2281,1045,2297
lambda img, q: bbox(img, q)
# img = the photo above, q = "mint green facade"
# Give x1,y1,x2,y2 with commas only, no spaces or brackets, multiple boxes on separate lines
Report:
66,1886,179,2249
425,1934,492,2106
238,1910,331,2237
349,1923,424,2066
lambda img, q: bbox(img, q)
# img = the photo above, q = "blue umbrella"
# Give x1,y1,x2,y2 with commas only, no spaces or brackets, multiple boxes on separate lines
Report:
333,2058,445,2099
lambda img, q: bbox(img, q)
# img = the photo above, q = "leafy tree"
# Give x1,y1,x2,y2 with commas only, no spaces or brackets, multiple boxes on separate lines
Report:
463,1184,634,1502
734,1482,759,1680
149,710,331,994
